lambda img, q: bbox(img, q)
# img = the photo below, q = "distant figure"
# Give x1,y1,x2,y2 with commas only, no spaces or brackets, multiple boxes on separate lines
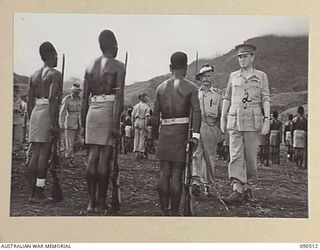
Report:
153,51,201,216
27,42,62,203
123,108,133,153
192,64,222,198
292,106,307,168
20,94,28,143
220,43,271,205
59,83,82,167
284,113,294,161
132,93,150,159
258,133,269,166
146,109,155,155
12,86,24,153
81,30,125,212
269,111,282,164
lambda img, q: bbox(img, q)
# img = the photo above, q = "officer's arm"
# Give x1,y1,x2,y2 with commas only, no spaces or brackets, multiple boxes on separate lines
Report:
191,86,201,137
153,89,161,140
27,77,35,120
221,76,232,120
261,73,271,119
113,65,126,131
49,71,62,129
59,96,68,129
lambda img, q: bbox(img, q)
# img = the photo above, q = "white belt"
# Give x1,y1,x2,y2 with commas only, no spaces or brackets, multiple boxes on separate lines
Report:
35,98,49,105
161,117,189,126
91,94,115,103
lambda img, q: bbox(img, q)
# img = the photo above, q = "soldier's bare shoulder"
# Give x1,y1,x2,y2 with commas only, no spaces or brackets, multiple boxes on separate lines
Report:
30,68,42,80
156,78,170,94
182,78,198,92
111,58,125,70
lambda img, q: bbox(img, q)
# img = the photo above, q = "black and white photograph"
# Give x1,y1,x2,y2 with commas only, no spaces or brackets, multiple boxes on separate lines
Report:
11,13,308,218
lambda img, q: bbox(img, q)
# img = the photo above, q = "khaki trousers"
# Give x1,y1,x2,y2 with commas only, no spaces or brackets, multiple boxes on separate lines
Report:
192,123,220,186
65,129,81,158
228,130,259,187
134,118,146,153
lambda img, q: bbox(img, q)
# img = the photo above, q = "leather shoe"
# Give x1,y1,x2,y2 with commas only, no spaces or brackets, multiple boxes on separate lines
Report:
222,191,245,205
192,184,201,197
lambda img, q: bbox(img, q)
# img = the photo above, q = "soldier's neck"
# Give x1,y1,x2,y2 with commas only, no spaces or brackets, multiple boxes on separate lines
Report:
202,84,212,92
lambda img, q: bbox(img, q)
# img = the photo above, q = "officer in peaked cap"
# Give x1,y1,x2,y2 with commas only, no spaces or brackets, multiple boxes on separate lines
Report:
220,43,271,204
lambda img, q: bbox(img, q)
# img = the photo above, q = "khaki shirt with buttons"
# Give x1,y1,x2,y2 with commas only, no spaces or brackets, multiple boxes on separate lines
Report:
198,86,223,126
223,69,271,131
59,94,82,130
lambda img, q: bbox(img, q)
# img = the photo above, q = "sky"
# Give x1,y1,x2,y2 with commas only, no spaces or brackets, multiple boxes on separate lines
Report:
14,14,308,85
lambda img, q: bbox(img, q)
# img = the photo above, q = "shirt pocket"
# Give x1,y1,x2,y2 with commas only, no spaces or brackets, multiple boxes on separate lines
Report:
253,108,262,130
247,80,261,100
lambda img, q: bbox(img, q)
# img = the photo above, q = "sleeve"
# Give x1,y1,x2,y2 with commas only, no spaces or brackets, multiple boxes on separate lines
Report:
223,74,232,101
59,96,68,128
261,72,271,103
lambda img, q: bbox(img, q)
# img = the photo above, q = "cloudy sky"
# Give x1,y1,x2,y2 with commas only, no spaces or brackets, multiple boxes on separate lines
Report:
14,14,308,85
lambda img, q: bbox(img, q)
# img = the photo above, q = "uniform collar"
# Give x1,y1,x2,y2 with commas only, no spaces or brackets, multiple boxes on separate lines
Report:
70,94,80,100
199,85,215,93
238,68,260,80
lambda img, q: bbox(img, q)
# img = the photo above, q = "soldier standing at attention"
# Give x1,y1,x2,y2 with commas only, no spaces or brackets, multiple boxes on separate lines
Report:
292,106,307,168
153,52,201,216
269,111,282,164
220,44,271,204
284,113,294,161
59,83,82,167
27,42,62,202
132,93,150,159
81,30,125,212
192,64,222,197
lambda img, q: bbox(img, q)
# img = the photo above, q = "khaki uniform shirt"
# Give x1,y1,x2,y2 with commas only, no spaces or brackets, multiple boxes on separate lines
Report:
132,101,150,119
198,86,223,126
59,94,81,129
223,69,270,131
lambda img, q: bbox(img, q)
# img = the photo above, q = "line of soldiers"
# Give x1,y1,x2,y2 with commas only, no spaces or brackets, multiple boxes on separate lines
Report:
21,29,307,215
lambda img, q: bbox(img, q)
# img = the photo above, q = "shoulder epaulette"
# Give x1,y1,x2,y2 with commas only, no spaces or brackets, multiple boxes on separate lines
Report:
213,88,223,95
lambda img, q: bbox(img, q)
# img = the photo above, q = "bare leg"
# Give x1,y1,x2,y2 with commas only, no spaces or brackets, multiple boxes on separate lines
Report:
28,143,40,198
86,145,99,212
158,161,172,214
170,162,184,214
96,145,113,211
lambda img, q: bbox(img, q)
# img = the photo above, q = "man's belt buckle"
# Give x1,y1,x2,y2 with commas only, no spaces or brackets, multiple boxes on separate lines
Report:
170,118,176,122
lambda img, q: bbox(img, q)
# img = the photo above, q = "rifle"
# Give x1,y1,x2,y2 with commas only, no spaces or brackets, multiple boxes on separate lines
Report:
49,53,65,202
183,51,198,216
111,51,128,212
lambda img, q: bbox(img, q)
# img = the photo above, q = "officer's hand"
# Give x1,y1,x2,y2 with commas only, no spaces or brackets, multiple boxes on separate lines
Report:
261,119,270,135
220,116,227,134
187,137,199,152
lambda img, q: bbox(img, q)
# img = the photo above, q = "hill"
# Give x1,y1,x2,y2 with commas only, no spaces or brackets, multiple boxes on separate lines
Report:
14,73,29,85
124,35,308,110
